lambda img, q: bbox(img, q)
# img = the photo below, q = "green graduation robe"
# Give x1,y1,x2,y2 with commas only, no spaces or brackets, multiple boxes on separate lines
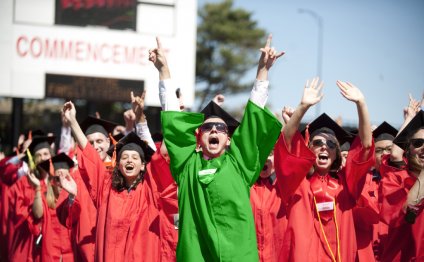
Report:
161,101,282,262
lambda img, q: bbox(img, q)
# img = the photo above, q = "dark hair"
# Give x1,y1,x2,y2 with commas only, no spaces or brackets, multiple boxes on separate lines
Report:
308,135,342,174
111,165,146,192
406,127,424,174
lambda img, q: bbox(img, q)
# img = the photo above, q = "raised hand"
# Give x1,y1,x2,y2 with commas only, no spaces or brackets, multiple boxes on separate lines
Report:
336,81,364,103
27,171,41,189
301,77,324,107
282,106,295,124
149,37,169,73
58,170,77,197
212,94,225,106
258,34,285,72
62,101,77,123
131,90,146,121
403,94,421,120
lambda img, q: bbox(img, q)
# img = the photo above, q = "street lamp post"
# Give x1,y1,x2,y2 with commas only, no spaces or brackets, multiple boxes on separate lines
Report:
298,8,323,118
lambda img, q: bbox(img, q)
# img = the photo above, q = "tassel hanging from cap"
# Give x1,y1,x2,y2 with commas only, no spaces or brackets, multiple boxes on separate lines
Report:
26,149,36,172
49,158,55,177
28,130,32,141
304,124,310,146
108,133,117,169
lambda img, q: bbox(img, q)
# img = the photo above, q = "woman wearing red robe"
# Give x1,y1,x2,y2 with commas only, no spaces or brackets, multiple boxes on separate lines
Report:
63,99,161,262
7,135,55,262
33,153,78,261
379,105,424,261
275,78,374,262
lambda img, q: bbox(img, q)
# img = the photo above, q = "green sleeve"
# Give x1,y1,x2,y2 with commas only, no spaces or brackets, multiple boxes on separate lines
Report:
228,101,282,187
161,111,204,184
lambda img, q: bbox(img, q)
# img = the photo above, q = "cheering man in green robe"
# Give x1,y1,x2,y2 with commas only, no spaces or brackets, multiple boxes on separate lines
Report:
149,35,284,261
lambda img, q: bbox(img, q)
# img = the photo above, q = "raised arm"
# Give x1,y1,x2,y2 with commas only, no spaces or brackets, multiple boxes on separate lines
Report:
132,90,156,151
283,77,324,152
149,37,180,111
62,101,88,150
26,171,43,219
249,34,284,109
336,80,372,151
390,95,421,162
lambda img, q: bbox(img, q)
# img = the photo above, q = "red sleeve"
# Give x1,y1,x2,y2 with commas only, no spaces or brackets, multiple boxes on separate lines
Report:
148,144,174,193
57,195,81,229
344,135,376,200
379,155,413,226
0,157,21,186
274,131,316,203
9,179,43,235
76,143,108,208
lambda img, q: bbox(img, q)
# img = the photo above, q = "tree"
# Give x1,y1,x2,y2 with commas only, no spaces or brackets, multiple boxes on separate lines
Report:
196,0,267,110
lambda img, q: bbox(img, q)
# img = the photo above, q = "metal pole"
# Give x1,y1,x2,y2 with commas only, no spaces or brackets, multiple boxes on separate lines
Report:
298,8,323,117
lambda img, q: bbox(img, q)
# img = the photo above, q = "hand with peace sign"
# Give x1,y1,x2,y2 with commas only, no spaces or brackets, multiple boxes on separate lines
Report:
149,37,170,80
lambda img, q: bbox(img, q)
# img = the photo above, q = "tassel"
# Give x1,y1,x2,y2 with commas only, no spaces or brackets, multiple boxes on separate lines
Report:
49,158,55,177
304,124,310,146
28,130,32,141
26,149,36,172
109,133,118,145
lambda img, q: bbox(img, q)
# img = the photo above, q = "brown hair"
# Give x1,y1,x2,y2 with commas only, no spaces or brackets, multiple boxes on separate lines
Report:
111,166,146,192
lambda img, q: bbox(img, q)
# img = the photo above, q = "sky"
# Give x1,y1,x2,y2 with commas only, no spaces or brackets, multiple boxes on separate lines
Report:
197,0,424,128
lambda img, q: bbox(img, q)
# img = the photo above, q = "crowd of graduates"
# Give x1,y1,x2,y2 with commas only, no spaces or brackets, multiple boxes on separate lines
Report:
0,35,423,262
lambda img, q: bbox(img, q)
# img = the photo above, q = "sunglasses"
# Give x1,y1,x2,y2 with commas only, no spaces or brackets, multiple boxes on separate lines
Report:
199,122,228,133
311,139,337,149
410,138,424,148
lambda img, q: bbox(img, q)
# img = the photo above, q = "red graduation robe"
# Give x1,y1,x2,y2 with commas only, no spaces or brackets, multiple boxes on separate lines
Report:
40,187,75,261
352,170,381,261
379,156,424,261
147,142,178,262
250,175,287,262
7,177,44,262
76,142,161,262
274,132,375,262
57,167,96,262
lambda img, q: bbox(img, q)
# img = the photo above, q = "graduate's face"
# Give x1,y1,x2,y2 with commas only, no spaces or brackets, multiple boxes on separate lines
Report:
409,129,424,167
374,140,393,170
118,150,145,179
87,132,110,161
260,151,274,178
309,134,338,173
34,148,52,165
199,117,230,159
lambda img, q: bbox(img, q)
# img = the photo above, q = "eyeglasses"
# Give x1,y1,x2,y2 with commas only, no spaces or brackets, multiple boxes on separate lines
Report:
199,122,228,133
375,146,392,155
410,138,424,149
311,139,337,149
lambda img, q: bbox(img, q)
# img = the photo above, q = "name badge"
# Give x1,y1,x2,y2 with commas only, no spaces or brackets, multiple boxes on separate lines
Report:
316,201,334,212
198,168,217,176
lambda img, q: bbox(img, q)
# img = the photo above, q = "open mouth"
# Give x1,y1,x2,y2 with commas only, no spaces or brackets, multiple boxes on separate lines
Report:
318,154,329,163
125,164,135,171
209,137,219,145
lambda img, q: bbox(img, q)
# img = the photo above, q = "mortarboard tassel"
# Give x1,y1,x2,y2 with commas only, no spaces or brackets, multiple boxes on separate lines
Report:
26,149,36,172
49,158,55,177
304,124,310,146
28,130,32,141
109,133,118,145
108,133,118,169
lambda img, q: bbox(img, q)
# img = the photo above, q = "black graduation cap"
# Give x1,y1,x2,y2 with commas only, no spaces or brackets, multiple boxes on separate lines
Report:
107,132,155,163
80,116,118,137
373,121,398,142
393,110,424,150
200,101,240,136
28,136,56,155
37,152,75,175
301,113,353,145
